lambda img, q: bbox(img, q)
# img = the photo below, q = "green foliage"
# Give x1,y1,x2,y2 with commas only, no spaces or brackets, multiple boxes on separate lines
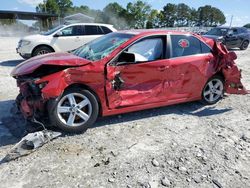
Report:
160,3,177,27
126,1,151,29
243,23,250,28
100,3,128,29
197,5,226,26
36,0,72,17
146,9,160,28
176,3,191,26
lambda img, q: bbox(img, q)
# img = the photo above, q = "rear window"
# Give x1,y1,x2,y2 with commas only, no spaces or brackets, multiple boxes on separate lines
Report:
101,26,112,34
84,25,103,35
201,42,212,54
170,35,201,58
170,35,211,58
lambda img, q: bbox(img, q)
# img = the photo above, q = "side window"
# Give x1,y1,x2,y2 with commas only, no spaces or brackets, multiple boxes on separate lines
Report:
61,26,84,36
229,28,238,35
233,29,238,34
170,35,202,58
101,26,112,34
85,25,103,35
127,38,164,62
201,42,212,54
61,26,74,36
240,28,247,33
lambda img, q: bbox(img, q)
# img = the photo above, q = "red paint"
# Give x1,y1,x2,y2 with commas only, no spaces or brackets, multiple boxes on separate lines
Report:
11,53,91,76
12,30,249,119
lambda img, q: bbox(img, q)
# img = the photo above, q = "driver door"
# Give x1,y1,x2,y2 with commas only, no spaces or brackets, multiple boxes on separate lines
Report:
51,25,84,52
225,28,241,48
106,36,170,109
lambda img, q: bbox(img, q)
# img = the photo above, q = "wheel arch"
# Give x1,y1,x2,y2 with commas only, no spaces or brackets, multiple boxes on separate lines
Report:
32,44,55,57
214,71,225,81
240,39,249,47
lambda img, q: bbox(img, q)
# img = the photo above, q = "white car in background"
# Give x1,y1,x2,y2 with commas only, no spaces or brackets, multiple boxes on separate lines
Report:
16,23,117,59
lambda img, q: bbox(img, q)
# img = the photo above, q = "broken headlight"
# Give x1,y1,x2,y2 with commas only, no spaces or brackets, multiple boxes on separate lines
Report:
38,81,48,89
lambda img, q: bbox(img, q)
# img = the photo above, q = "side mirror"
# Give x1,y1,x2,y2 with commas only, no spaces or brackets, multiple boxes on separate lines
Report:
54,31,63,37
226,33,233,38
117,52,135,65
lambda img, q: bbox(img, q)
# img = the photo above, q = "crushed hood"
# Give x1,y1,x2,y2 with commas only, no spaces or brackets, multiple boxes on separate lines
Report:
11,53,91,77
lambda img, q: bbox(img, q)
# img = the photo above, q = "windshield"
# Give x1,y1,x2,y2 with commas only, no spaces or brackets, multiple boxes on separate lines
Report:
206,28,228,36
73,32,134,61
42,25,65,36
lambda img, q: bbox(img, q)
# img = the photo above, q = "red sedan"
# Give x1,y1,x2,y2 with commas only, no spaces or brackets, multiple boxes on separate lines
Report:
11,30,248,132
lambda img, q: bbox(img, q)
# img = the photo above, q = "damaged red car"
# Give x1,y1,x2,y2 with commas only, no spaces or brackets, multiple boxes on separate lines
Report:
11,30,248,133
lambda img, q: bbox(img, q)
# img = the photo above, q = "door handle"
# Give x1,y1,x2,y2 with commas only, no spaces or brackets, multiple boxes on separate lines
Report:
158,66,170,71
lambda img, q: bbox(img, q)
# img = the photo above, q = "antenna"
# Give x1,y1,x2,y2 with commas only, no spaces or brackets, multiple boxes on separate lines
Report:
229,15,233,28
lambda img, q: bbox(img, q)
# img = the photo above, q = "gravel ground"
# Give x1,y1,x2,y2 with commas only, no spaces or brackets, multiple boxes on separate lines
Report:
0,37,250,188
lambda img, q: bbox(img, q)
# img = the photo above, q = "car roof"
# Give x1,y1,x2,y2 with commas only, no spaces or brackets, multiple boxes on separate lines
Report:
116,29,213,47
117,29,193,36
65,23,114,27
216,26,244,29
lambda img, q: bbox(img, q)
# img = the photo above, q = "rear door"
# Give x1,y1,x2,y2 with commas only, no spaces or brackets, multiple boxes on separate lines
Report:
165,34,214,100
225,28,241,48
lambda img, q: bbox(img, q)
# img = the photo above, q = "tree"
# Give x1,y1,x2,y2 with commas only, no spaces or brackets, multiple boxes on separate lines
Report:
197,5,225,26
36,0,73,17
146,9,160,28
58,0,73,16
101,3,128,29
36,0,59,14
176,3,191,27
189,8,198,26
243,23,250,28
126,1,151,29
160,3,177,27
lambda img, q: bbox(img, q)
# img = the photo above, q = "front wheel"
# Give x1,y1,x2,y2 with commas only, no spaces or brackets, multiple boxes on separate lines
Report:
201,76,224,105
48,88,99,133
33,46,53,57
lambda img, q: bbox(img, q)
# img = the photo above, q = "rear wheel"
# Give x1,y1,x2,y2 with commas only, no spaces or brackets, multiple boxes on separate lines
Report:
240,40,249,50
33,46,53,57
201,75,224,105
48,88,99,133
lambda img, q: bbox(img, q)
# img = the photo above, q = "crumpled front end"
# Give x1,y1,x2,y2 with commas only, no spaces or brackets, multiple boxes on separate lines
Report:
15,78,47,120
213,41,249,95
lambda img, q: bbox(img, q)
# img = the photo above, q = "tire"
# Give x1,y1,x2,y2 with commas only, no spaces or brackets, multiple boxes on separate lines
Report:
240,40,249,50
47,88,99,133
32,46,53,57
19,54,30,60
201,75,224,105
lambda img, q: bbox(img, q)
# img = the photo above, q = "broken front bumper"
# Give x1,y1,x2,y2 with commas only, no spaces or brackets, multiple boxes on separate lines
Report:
16,80,46,119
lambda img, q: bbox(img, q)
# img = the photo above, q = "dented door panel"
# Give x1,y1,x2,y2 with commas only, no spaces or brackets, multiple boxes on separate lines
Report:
164,54,215,100
106,59,173,109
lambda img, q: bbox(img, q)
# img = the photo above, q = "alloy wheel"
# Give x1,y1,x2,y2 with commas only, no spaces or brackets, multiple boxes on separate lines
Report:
242,41,249,50
37,50,50,55
57,93,92,127
203,78,224,103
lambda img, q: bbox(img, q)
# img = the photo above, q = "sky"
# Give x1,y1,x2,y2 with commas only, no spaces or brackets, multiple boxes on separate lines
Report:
1,0,250,26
